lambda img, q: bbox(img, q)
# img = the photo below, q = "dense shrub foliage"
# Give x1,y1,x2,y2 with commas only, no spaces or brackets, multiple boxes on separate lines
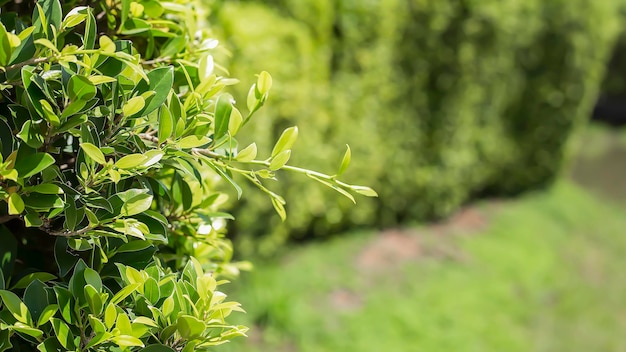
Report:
0,0,373,350
212,0,624,254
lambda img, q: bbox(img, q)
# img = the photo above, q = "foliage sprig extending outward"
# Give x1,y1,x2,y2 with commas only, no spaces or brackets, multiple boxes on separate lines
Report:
0,0,375,351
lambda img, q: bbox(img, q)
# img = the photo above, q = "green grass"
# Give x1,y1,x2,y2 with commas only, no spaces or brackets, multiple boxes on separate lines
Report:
217,182,626,351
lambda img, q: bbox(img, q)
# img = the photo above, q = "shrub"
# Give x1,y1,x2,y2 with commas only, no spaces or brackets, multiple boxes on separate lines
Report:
0,0,374,350
213,0,623,255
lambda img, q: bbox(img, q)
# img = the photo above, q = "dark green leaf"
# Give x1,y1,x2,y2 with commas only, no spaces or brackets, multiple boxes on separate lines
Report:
54,237,78,277
11,272,56,289
23,280,50,323
134,67,173,117
53,286,74,324
214,94,233,141
14,152,54,178
32,0,62,33
0,330,11,352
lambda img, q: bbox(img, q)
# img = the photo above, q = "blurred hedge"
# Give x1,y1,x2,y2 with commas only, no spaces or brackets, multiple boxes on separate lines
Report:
211,0,623,255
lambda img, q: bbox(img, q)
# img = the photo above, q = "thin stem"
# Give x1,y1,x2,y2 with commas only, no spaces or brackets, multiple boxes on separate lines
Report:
2,57,53,72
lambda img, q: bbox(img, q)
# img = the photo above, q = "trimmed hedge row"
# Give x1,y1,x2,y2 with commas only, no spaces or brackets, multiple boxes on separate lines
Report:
211,0,623,255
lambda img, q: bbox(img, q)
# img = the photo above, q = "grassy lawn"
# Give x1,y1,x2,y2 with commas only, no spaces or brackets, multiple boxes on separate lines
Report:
217,181,626,352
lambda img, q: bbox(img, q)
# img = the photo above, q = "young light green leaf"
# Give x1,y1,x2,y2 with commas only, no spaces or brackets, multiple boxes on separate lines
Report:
256,71,272,96
123,96,145,117
158,105,173,143
8,193,24,215
271,126,298,157
236,143,257,162
0,290,31,324
271,197,286,222
111,335,144,348
88,75,117,85
337,144,351,176
104,303,117,329
269,150,291,171
50,318,75,350
351,185,378,197
115,154,148,170
40,99,60,127
177,136,211,149
80,143,106,164
228,107,243,136
116,189,153,216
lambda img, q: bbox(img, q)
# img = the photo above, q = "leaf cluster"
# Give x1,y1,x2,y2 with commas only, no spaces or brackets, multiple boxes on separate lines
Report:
0,0,375,350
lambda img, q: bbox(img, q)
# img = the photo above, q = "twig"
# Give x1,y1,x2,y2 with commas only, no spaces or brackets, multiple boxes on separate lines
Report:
2,57,53,72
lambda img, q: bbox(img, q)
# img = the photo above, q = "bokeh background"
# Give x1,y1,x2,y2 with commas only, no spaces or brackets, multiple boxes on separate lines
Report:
206,1,626,350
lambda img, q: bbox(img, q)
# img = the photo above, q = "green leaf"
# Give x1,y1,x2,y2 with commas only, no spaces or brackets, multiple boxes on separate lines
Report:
36,337,62,352
256,71,272,95
12,323,43,339
24,183,63,194
83,267,102,292
123,96,145,117
350,185,378,197
36,304,58,327
50,318,75,350
54,237,79,277
228,107,243,136
177,136,211,149
112,335,144,348
214,94,233,141
139,345,176,352
67,75,96,102
39,99,60,127
135,67,174,117
14,152,55,178
236,143,257,162
271,126,298,157
11,272,56,289
269,150,291,171
271,197,287,222
88,75,117,85
33,0,62,32
8,193,24,215
0,330,10,352
53,287,74,324
0,23,13,66
115,154,148,170
0,290,32,324
338,145,351,176
116,189,153,216
158,105,174,143
17,120,44,149
104,303,117,329
24,211,43,227
23,280,49,324
84,284,103,315
80,142,106,164
176,315,205,339
110,283,140,305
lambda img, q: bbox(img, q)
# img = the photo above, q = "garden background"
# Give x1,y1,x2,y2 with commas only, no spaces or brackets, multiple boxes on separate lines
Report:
204,0,626,350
